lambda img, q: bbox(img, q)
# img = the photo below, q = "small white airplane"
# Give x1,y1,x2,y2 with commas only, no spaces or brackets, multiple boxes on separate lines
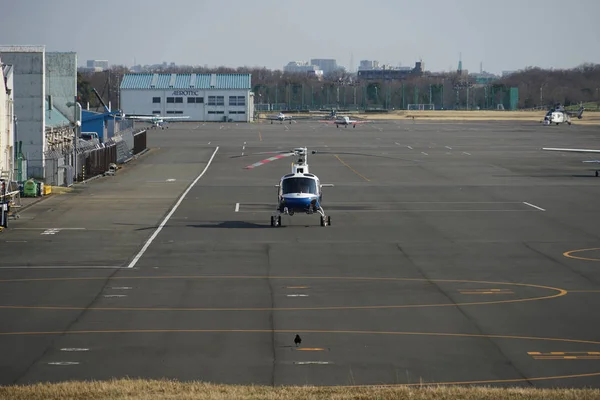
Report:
271,147,334,227
542,147,600,176
320,116,371,128
263,112,295,124
541,104,584,125
262,112,311,124
123,113,190,129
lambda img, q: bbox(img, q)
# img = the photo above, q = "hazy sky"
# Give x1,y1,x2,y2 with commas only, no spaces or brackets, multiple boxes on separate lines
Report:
2,0,599,74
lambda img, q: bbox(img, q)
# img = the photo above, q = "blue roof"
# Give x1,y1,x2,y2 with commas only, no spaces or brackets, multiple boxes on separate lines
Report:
45,100,71,128
120,73,251,90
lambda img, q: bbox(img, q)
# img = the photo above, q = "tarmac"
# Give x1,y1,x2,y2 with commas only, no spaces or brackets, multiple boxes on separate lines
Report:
1,119,600,388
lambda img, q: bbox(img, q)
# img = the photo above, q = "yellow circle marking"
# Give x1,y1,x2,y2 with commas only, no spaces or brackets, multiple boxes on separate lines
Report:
563,247,600,262
0,276,567,311
0,329,599,386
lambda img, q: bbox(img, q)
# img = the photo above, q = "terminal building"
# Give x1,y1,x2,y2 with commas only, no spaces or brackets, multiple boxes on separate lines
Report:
119,73,254,122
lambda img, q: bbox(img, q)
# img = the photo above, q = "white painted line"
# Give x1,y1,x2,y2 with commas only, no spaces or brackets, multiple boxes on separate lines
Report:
166,178,176,182
407,146,413,150
61,348,89,352
445,146,452,150
463,152,471,156
0,265,121,269
523,202,546,211
294,361,331,365
110,287,132,290
5,241,27,243
395,142,401,146
421,152,428,156
17,228,86,231
287,294,309,297
208,142,211,144
103,295,127,298
235,203,240,212
41,228,61,235
48,362,80,366
126,147,219,269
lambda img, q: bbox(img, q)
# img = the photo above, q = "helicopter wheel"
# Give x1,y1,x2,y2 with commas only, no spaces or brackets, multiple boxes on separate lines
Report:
327,216,331,225
270,216,275,227
320,216,325,226
278,216,282,226
596,171,599,177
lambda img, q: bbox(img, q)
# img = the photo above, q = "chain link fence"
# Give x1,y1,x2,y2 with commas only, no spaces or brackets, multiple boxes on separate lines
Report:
44,128,147,186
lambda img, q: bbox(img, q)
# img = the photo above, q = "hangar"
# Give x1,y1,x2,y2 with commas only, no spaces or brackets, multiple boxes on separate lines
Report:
119,73,254,122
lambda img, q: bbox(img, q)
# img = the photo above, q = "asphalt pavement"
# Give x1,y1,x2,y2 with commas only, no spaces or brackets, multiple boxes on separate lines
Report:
1,119,600,387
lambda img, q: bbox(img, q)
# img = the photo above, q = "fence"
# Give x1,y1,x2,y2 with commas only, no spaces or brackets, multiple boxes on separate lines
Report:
43,128,147,185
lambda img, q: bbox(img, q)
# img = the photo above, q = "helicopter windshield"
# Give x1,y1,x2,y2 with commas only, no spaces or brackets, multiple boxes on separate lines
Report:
281,177,318,195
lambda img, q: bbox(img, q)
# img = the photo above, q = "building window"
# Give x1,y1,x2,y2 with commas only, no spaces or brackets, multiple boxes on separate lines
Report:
175,97,183,103
229,96,237,106
167,97,175,103
188,97,195,103
196,97,203,103
152,97,161,103
237,96,245,106
208,96,216,106
152,110,161,114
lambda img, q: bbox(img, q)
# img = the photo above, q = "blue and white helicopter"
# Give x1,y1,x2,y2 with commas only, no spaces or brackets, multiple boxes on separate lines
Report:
271,147,333,227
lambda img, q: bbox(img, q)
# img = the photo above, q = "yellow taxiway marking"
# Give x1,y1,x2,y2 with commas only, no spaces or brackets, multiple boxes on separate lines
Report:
295,348,327,351
2,329,600,386
459,291,514,295
459,288,514,295
563,247,600,262
0,276,567,311
334,155,370,182
529,351,600,360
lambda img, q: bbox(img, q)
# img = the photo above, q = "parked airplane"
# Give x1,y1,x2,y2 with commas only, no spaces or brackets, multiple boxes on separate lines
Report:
320,116,371,128
542,147,600,176
542,104,584,125
262,112,295,124
123,113,190,129
271,147,334,227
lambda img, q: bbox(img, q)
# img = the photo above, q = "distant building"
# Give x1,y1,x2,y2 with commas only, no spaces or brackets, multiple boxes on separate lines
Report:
310,59,338,75
87,60,108,70
357,61,424,80
120,73,254,122
283,62,323,77
78,59,109,73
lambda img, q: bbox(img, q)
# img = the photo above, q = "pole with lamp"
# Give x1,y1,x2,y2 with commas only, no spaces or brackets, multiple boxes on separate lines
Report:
66,98,82,183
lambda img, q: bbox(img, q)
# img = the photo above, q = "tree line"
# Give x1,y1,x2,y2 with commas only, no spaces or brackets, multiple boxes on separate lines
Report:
77,63,600,112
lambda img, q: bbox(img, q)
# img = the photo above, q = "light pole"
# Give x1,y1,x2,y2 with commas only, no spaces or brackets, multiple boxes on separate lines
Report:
66,98,82,182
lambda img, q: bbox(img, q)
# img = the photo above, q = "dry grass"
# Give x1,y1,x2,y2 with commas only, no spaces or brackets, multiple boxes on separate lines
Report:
355,110,600,125
257,111,600,124
1,379,599,400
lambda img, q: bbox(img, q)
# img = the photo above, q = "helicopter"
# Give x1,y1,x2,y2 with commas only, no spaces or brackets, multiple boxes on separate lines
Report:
271,147,334,227
541,103,584,125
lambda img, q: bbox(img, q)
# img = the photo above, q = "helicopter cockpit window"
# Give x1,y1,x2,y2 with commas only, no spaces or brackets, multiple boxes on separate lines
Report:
281,177,317,194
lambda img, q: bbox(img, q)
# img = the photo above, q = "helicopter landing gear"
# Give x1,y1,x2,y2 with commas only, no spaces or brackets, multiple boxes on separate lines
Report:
320,215,331,227
317,207,330,227
596,170,599,177
270,215,282,227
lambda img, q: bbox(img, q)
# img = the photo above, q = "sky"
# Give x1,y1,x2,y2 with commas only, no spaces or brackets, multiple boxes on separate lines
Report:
1,0,600,75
